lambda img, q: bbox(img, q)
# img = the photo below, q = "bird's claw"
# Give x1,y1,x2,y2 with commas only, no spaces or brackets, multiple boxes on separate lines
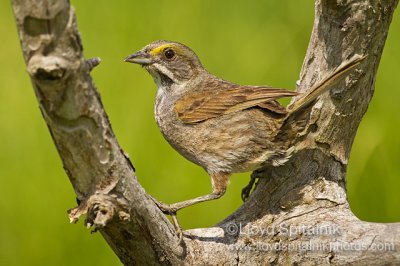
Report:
241,183,253,202
149,196,183,244
161,204,178,215
171,214,184,244
154,200,178,215
241,170,265,201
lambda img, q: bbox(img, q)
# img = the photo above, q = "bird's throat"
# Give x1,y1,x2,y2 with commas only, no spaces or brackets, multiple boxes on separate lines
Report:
147,66,174,88
158,71,174,87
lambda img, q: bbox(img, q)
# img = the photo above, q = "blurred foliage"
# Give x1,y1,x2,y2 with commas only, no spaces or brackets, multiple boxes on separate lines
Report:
0,0,399,265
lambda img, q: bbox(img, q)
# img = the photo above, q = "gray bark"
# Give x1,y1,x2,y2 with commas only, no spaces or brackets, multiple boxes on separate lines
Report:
11,0,399,265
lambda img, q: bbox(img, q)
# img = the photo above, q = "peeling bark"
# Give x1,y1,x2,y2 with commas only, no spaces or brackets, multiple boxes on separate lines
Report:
12,0,399,265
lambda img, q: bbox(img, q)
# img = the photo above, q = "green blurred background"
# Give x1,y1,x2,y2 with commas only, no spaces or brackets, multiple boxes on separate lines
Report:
0,1,399,265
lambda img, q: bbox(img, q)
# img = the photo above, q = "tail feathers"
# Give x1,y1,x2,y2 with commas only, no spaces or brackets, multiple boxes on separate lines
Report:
287,54,366,116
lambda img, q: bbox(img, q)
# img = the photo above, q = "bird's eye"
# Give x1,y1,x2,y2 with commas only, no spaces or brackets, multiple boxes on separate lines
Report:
164,49,175,59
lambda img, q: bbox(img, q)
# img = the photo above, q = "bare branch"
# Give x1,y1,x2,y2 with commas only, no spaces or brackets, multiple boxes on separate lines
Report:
11,0,183,264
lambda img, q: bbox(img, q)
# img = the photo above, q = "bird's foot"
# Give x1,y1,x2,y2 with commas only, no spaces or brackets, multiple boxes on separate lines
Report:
241,169,264,201
149,196,184,244
241,177,256,201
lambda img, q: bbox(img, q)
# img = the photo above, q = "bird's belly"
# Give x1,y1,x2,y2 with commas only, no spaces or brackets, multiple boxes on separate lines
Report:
155,103,282,174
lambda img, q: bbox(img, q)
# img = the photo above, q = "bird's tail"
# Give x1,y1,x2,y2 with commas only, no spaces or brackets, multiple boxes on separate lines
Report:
287,54,366,116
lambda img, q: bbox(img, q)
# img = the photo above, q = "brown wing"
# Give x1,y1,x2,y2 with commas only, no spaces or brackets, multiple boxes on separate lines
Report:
174,86,298,124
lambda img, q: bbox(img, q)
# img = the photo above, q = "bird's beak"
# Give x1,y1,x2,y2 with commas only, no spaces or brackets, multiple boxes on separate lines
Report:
124,50,152,65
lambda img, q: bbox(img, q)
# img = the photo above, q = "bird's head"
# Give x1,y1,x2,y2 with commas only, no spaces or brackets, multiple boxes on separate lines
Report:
125,40,203,86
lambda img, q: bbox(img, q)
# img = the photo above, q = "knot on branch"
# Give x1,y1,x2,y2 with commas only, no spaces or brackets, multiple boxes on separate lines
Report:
68,193,130,232
86,57,101,72
27,54,69,82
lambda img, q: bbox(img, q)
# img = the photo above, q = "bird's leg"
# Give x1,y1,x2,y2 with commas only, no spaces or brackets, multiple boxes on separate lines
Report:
241,169,265,201
156,173,229,213
151,173,230,241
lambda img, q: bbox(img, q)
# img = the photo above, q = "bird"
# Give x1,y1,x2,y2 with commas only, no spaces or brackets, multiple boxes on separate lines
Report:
124,40,364,224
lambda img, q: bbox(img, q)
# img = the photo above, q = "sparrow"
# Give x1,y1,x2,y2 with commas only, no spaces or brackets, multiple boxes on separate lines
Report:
125,40,364,223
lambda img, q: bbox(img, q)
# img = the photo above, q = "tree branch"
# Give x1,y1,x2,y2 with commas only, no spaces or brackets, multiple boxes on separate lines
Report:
12,1,182,264
12,0,399,265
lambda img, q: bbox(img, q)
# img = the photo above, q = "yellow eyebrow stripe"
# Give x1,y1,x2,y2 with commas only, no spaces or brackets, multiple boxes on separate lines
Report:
150,44,175,56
